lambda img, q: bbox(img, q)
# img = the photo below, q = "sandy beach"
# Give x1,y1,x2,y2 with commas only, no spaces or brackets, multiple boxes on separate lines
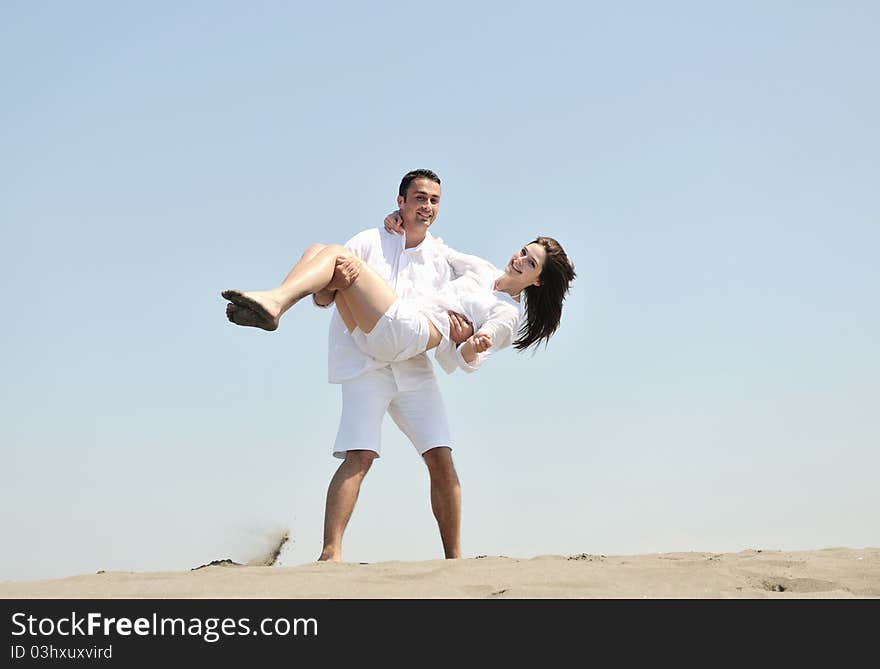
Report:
2,547,878,599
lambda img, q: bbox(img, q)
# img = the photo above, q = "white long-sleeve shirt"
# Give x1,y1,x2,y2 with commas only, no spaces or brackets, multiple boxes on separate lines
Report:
413,249,524,374
320,227,460,391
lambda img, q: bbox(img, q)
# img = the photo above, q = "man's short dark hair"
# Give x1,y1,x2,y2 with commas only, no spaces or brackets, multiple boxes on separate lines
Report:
399,169,441,199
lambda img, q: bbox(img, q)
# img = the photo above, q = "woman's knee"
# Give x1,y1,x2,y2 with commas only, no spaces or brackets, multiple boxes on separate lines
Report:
302,243,351,261
322,243,350,256
303,243,328,257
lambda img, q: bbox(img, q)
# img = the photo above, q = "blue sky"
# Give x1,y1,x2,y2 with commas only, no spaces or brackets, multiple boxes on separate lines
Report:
2,1,878,581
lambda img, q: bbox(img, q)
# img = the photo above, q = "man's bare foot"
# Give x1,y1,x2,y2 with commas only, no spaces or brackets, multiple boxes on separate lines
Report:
317,550,342,562
221,289,282,331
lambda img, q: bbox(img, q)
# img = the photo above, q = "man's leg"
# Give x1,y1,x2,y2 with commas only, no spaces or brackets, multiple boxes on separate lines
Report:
319,450,377,562
388,379,459,560
422,446,462,559
321,371,392,562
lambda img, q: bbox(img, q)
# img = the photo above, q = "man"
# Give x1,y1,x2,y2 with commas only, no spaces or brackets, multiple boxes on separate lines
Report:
311,169,471,562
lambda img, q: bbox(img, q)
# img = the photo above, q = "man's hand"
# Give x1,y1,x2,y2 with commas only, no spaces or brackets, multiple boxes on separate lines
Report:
447,311,474,344
326,255,361,292
384,210,404,235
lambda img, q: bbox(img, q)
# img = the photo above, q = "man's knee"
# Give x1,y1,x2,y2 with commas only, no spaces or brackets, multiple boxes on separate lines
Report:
343,449,378,474
423,446,457,477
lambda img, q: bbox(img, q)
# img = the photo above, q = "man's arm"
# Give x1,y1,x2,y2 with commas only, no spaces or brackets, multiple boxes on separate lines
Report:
313,288,336,307
447,311,474,344
312,256,361,306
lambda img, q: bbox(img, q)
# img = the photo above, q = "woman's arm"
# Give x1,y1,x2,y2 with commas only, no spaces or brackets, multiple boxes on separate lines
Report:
459,332,493,363
449,301,520,372
443,248,498,282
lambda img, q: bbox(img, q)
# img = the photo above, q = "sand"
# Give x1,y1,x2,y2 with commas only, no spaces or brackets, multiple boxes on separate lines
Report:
2,547,878,598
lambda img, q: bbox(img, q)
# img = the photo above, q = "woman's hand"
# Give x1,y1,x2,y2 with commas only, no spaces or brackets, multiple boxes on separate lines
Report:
470,332,493,353
460,332,492,363
384,210,404,235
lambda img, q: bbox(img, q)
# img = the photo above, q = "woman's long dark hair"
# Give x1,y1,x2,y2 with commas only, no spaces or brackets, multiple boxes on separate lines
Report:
514,236,576,352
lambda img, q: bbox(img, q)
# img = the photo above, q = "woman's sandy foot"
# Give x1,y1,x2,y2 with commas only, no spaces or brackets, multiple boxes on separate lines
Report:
226,303,273,330
221,289,281,331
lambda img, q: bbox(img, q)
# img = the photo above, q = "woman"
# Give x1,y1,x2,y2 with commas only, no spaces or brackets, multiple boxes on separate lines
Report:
222,236,575,372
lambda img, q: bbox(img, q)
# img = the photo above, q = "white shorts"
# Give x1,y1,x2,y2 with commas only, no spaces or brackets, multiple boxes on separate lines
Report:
350,299,430,363
332,367,452,459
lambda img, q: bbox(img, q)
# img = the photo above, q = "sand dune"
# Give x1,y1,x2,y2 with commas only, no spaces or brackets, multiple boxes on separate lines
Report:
2,547,878,599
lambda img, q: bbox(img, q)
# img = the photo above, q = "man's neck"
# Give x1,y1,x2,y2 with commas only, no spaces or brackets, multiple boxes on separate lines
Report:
403,227,428,249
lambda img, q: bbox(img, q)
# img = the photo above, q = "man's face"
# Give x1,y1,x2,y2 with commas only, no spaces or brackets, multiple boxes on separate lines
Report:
397,178,441,230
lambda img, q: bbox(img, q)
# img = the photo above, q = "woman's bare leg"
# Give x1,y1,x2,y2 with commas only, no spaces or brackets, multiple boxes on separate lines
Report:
333,292,358,332
225,243,329,330
224,244,404,334
223,243,352,330
332,263,398,333
225,242,445,353
425,321,442,350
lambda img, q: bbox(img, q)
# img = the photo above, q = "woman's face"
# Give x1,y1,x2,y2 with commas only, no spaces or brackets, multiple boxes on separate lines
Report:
504,242,546,288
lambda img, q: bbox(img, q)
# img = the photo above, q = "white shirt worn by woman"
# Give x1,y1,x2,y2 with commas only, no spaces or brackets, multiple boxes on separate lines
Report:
420,247,523,374
350,243,523,375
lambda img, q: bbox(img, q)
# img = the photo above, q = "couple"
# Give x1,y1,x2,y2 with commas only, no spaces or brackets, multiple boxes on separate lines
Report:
222,169,575,562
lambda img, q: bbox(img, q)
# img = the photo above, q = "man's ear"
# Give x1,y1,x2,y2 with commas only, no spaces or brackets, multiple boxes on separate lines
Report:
396,194,405,209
